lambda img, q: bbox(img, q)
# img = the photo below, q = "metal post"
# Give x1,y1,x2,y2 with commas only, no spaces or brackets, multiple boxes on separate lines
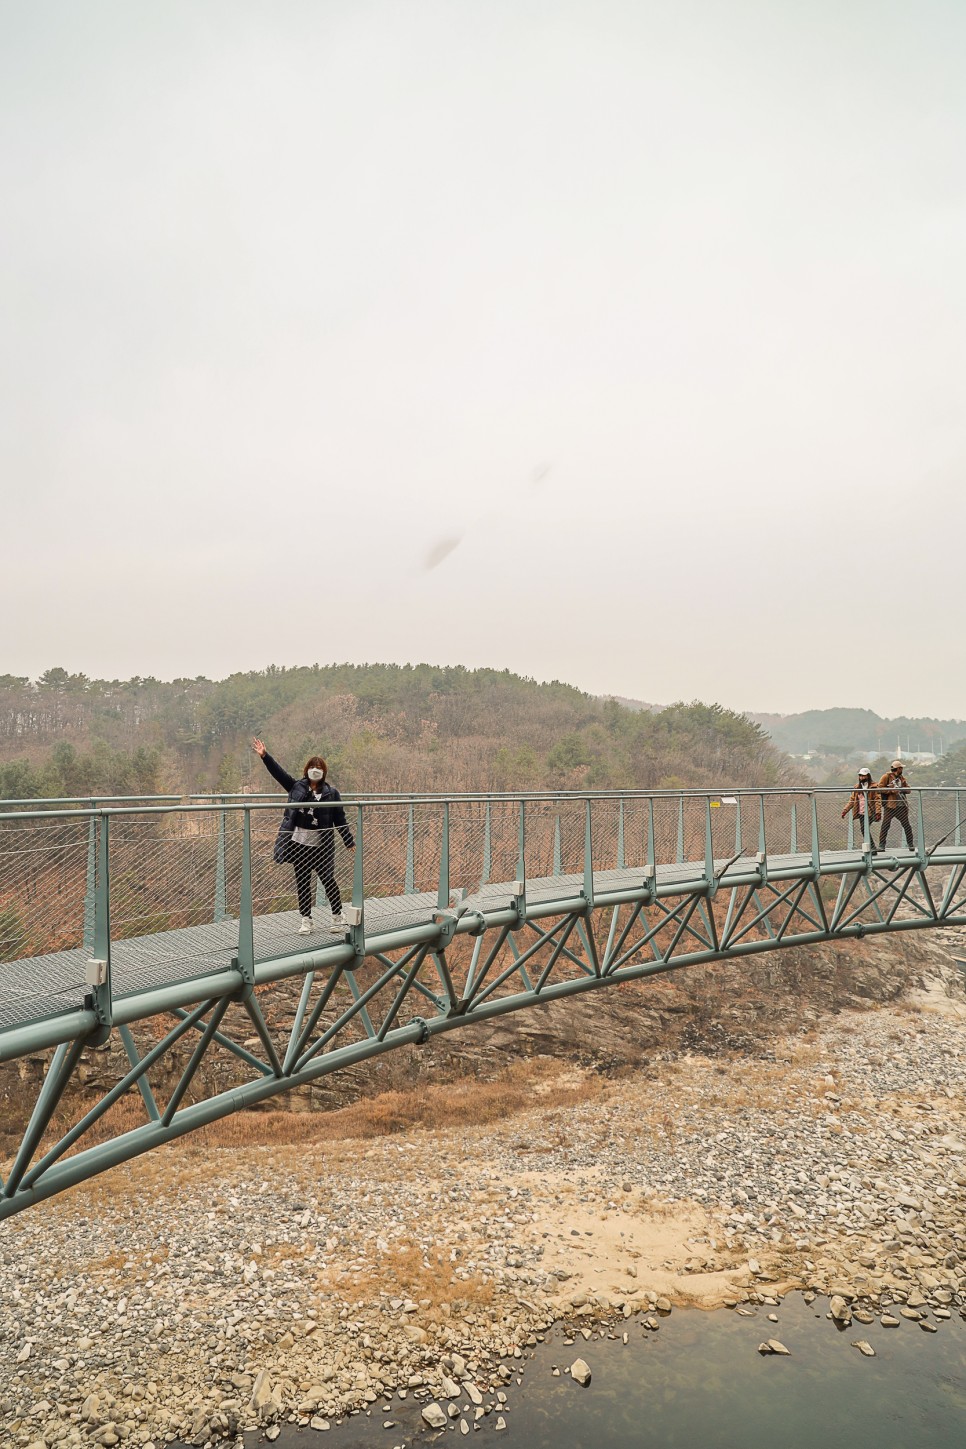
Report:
510,800,527,923
757,794,768,883
482,801,492,885
350,805,365,959
646,799,656,882
438,802,450,910
735,797,743,855
236,808,254,996
617,800,626,871
405,803,415,895
915,791,925,858
553,815,562,877
88,814,113,1035
704,798,714,879
811,796,821,872
676,798,685,864
214,796,228,923
83,801,97,955
583,800,595,912
790,802,798,854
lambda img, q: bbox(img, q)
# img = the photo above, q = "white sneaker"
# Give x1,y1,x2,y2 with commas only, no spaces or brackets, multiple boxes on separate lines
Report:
298,916,312,935
331,911,349,930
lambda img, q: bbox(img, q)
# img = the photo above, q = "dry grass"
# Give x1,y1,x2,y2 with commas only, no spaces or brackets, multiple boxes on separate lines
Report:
15,1059,600,1221
260,1241,312,1266
41,1143,217,1221
5,1055,603,1184
192,1058,601,1150
81,1244,170,1282
318,1240,496,1312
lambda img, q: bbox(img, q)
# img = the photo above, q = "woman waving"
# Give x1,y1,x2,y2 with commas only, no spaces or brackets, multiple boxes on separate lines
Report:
252,738,354,934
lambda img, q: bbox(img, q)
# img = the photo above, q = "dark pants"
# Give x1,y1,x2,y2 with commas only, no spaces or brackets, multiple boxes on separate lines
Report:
879,804,914,850
291,838,343,917
849,812,878,848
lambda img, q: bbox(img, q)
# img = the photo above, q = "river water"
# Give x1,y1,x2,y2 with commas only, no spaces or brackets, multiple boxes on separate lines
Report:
230,1295,966,1449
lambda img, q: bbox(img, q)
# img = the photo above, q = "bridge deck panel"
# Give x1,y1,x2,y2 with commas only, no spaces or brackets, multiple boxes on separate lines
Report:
0,844,937,1037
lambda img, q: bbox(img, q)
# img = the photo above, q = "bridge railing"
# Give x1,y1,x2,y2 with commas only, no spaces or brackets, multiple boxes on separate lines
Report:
1,788,964,1026
0,794,182,811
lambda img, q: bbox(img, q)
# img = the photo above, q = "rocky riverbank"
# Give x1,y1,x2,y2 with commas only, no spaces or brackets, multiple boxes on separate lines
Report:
2,944,965,1448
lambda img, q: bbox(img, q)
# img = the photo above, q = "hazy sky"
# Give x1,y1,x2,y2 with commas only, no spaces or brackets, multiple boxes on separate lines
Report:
2,1,964,717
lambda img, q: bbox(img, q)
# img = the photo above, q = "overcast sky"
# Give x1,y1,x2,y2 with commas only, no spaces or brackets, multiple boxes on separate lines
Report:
2,1,963,718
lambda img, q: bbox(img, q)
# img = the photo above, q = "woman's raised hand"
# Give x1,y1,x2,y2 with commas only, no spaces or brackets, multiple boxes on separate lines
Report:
252,737,267,758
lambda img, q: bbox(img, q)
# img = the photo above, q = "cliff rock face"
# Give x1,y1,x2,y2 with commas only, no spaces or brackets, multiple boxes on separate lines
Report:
466,931,964,1068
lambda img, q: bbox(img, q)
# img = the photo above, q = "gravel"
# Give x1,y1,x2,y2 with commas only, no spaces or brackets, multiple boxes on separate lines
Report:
2,941,965,1448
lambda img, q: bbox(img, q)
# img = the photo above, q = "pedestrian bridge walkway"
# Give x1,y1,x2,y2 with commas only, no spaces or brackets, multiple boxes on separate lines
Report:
1,787,964,1219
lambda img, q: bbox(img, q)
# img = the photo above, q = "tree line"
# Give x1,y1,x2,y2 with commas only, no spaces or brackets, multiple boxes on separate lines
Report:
0,663,798,799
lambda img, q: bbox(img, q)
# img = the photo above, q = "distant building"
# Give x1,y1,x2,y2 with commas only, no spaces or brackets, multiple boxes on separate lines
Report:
847,747,938,767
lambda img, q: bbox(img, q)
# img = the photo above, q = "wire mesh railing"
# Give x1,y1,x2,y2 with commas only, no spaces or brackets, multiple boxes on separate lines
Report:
107,811,238,994
0,787,964,1030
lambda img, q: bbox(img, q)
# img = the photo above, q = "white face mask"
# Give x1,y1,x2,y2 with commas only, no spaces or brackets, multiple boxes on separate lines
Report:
307,767,324,782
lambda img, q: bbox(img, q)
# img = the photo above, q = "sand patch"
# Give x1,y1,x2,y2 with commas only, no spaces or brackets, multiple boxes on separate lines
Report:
511,1165,757,1310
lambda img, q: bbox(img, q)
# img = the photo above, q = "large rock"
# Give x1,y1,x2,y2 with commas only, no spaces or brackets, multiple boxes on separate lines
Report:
422,1403,448,1430
570,1359,591,1386
250,1371,274,1419
829,1296,852,1325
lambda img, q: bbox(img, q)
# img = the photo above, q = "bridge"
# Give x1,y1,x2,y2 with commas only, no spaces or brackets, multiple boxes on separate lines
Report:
1,786,964,1221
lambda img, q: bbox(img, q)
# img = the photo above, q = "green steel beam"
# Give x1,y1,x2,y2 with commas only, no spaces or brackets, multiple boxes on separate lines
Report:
3,892,966,1221
2,1037,88,1199
3,786,966,1220
118,1024,161,1123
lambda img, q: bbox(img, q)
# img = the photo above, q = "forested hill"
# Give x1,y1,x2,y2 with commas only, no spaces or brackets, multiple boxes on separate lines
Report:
0,664,796,799
752,706,966,757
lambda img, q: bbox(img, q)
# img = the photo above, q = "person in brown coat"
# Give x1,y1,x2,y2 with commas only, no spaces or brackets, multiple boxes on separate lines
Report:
878,759,914,850
841,767,880,848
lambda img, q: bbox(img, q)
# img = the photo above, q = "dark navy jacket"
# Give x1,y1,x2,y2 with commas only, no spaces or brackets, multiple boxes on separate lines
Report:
259,752,354,855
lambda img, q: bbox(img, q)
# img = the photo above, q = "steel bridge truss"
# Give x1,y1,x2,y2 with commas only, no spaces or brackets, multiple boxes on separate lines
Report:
1,788,965,1221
